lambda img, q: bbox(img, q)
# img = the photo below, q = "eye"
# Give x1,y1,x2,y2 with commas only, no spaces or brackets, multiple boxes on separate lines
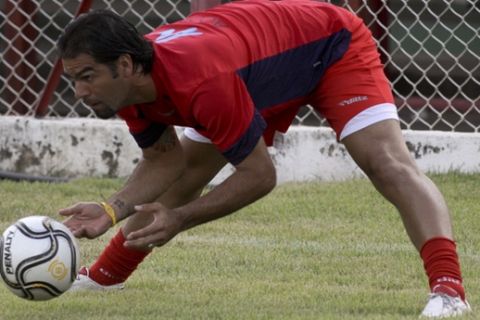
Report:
81,74,93,82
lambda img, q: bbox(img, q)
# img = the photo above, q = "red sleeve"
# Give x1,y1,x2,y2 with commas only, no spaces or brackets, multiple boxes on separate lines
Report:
117,106,167,149
192,73,266,164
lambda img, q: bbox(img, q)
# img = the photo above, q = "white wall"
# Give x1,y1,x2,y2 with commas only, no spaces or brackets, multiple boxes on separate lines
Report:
1,117,480,183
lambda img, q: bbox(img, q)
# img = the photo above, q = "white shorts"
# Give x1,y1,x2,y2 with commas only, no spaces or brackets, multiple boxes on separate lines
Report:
183,103,399,144
339,103,398,140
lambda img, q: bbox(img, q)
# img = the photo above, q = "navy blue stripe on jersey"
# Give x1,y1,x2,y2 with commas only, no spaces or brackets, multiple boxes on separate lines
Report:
131,123,167,149
223,110,267,165
236,28,351,110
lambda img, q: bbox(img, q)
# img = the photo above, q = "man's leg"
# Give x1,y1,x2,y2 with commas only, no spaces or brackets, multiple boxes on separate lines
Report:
71,134,227,290
342,119,470,317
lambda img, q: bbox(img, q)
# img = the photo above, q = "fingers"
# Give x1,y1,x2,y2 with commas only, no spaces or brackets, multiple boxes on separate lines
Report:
134,202,165,213
60,202,108,239
58,204,79,217
124,223,160,249
64,220,105,239
58,202,93,217
62,216,85,238
71,226,86,238
124,203,169,250
60,204,85,235
124,237,157,250
64,219,84,238
126,203,163,240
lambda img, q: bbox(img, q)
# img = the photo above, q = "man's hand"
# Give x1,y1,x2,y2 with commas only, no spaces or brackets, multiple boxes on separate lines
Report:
124,202,183,250
59,202,113,239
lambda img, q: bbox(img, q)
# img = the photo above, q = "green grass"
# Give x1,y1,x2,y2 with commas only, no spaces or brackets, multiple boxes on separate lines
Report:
0,173,479,319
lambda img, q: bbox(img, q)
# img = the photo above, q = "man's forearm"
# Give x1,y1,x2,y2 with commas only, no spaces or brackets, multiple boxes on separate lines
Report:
107,127,185,221
175,165,275,231
175,141,277,231
108,160,182,220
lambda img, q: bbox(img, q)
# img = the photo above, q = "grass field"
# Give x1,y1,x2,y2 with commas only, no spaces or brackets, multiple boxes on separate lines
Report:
0,173,479,319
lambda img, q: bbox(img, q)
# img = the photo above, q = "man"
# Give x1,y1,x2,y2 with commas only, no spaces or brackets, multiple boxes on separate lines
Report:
57,0,470,317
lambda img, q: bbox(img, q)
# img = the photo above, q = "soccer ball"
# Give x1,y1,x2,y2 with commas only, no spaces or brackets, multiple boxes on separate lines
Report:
0,215,80,300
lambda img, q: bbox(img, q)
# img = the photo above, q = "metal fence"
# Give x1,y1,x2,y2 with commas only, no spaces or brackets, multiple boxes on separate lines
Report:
1,0,479,132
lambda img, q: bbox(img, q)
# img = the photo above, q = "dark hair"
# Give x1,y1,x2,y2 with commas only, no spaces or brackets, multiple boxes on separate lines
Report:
58,10,153,74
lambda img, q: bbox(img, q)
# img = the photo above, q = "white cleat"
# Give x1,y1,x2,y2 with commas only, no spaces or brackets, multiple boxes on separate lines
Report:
69,267,125,292
420,292,471,318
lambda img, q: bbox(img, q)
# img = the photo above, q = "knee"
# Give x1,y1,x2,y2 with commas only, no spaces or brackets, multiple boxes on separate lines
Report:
364,155,421,188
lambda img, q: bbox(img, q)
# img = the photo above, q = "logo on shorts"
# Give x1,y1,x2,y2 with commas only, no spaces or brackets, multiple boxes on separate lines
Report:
339,96,368,106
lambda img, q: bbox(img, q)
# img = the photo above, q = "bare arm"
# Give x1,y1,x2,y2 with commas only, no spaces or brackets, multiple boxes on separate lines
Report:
60,126,185,238
177,138,276,230
109,126,185,220
124,138,277,248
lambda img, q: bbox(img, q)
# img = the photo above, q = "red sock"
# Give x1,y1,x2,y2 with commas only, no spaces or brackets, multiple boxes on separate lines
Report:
420,237,465,301
89,230,151,286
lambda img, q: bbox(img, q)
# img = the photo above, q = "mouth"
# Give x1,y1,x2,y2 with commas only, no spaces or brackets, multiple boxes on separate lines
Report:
85,101,101,108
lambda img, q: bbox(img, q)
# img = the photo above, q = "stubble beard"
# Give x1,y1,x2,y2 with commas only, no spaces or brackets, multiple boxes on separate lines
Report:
94,105,117,119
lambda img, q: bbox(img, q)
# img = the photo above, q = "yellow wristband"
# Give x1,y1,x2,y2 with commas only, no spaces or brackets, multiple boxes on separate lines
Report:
100,202,117,226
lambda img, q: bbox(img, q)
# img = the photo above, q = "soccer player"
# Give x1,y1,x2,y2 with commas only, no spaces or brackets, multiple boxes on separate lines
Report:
57,1,471,317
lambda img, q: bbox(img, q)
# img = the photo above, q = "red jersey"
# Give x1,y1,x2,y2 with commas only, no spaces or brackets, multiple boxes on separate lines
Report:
118,0,358,164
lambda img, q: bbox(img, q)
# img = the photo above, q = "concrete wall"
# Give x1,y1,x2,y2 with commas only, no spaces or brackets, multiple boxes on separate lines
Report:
1,116,480,183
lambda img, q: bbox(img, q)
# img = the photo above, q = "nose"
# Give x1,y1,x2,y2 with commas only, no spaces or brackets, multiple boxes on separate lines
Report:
74,81,90,100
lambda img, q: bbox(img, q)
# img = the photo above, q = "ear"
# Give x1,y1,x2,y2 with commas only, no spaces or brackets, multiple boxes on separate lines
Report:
117,54,134,77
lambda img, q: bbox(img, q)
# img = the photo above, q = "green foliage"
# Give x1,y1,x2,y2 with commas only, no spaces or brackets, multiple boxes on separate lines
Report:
0,173,479,319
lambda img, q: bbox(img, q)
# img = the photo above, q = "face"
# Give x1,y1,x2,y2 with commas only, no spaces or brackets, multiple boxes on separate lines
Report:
63,53,131,119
